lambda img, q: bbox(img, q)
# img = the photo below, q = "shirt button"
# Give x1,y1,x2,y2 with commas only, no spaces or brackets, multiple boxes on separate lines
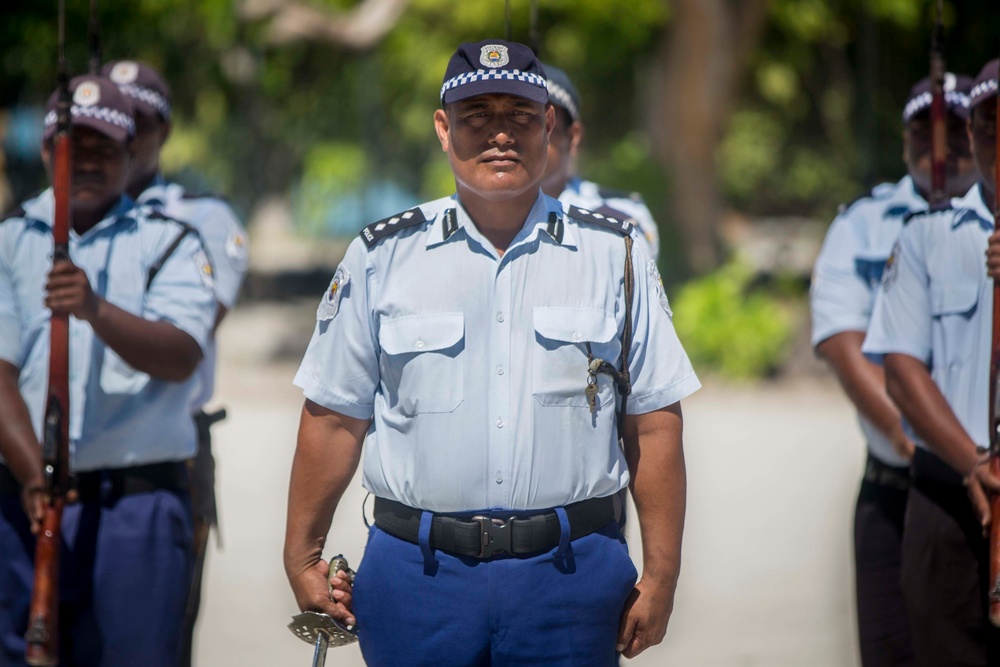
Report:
496,417,504,428
572,331,582,341
495,471,503,484
496,311,505,323
497,365,504,376
415,339,424,350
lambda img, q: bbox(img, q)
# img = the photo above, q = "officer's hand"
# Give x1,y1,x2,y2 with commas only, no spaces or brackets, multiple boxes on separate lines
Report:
20,476,46,535
964,458,1000,535
616,577,674,659
890,434,915,462
986,230,1000,281
44,260,100,322
289,558,356,627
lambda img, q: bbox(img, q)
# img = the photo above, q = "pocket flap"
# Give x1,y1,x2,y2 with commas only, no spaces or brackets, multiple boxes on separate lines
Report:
379,313,464,354
533,307,617,344
930,280,980,317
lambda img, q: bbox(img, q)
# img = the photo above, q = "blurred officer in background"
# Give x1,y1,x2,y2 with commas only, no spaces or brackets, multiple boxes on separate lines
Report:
102,59,249,667
0,74,216,667
811,72,975,666
863,59,1000,666
540,63,660,263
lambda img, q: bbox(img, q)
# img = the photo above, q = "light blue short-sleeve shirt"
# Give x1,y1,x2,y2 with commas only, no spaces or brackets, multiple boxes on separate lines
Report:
863,184,994,451
811,176,926,466
138,176,249,410
294,192,699,512
0,190,217,471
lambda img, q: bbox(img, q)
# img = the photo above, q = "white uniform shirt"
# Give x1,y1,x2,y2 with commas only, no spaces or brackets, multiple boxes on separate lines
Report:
811,176,926,466
863,184,994,451
294,192,699,513
138,177,249,410
0,190,217,470
559,177,660,264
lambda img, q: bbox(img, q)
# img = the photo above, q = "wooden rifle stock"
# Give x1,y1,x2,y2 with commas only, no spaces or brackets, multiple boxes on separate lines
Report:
25,10,72,660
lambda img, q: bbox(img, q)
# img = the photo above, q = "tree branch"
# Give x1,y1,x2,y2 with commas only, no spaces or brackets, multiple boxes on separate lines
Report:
239,0,410,48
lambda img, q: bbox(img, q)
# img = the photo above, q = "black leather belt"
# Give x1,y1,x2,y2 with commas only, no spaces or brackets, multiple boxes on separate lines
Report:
863,455,910,491
0,462,188,501
373,495,616,559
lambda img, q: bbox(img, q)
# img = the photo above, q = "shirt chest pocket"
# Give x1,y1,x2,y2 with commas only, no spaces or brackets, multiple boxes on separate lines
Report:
532,307,619,408
378,313,464,415
930,277,981,368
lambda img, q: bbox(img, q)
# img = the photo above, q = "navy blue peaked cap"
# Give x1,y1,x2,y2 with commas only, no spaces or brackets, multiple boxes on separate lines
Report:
541,63,580,122
902,73,973,123
440,40,548,106
970,59,999,110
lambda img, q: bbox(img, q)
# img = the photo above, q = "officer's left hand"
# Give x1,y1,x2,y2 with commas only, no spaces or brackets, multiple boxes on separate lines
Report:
616,577,674,658
44,259,100,322
986,230,1000,281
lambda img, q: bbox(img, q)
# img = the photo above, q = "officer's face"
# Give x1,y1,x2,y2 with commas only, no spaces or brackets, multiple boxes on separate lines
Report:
969,101,997,202
435,94,555,202
43,126,131,216
903,111,977,199
541,107,583,198
129,109,170,192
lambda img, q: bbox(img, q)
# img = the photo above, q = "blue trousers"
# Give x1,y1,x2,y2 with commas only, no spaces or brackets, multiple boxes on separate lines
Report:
352,518,638,666
0,485,193,667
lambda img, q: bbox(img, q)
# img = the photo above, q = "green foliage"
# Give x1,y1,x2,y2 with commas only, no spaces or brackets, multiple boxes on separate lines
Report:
672,262,794,379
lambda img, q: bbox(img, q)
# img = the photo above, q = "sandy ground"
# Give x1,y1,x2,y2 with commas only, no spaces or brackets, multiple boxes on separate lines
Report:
192,299,864,667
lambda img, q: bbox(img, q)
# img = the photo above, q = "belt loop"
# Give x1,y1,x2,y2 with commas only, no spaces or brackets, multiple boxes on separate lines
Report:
418,510,438,575
553,506,575,572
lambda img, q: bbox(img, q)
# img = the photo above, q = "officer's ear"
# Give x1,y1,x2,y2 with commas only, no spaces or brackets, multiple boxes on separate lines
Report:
544,103,556,138
158,119,172,148
568,120,584,158
434,108,451,153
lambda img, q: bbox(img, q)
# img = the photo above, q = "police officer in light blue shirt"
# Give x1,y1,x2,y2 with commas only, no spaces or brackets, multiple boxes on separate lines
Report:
0,75,216,667
863,60,1000,665
540,63,660,263
101,59,249,667
285,40,699,666
811,73,976,667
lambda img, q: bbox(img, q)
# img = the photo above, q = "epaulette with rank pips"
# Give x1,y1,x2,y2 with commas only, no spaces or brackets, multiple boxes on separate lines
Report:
359,207,428,249
566,205,633,236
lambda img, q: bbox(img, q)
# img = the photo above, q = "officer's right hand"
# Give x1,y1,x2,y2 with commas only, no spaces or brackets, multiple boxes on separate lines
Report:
44,259,100,322
289,558,356,627
20,475,46,535
964,459,1000,535
986,230,1000,281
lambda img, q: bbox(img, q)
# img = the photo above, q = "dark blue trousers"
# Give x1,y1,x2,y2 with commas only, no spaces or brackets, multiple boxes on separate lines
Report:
352,518,637,667
0,486,193,667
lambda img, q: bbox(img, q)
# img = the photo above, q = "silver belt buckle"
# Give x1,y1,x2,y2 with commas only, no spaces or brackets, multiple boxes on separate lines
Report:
472,515,515,558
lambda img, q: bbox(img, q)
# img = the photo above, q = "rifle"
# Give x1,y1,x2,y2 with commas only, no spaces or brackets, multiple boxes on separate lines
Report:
928,0,947,207
24,1,72,663
990,49,1000,627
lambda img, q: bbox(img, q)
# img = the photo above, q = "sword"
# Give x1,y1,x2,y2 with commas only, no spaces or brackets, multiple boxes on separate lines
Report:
288,556,358,666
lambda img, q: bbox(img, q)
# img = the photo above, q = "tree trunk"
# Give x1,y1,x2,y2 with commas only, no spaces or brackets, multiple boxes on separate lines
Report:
647,0,767,275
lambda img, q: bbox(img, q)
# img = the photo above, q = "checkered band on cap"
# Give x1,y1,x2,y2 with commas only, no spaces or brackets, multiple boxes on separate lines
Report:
970,79,998,106
120,83,171,120
546,80,579,121
440,69,547,104
902,90,970,123
44,104,136,137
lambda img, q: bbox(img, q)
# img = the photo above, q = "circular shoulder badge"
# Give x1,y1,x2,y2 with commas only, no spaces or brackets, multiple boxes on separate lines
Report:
480,44,510,68
648,260,672,317
109,61,140,85
73,82,101,107
317,265,350,321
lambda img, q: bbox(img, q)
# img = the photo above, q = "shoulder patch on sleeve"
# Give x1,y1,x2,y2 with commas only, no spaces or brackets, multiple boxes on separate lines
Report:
359,207,428,249
317,265,350,321
566,205,634,236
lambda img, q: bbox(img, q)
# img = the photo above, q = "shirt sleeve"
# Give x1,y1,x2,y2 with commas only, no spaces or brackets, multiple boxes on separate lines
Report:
0,229,20,365
191,199,248,309
143,230,217,353
862,223,932,363
293,239,380,420
624,240,701,414
810,212,875,346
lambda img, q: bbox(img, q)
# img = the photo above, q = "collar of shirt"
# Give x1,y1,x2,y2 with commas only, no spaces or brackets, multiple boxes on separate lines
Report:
136,173,172,208
892,175,925,209
425,191,577,255
951,182,994,224
21,189,137,238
